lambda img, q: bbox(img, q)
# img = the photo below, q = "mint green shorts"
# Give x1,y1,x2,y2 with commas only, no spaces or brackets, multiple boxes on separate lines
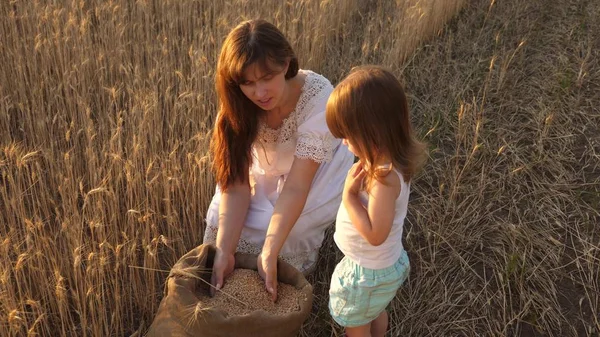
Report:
328,251,410,327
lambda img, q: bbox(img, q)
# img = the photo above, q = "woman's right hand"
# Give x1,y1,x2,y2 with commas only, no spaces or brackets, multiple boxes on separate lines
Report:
210,248,235,296
210,179,251,296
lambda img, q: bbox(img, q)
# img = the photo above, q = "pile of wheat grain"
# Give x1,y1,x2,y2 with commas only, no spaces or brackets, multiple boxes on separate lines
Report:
199,269,304,316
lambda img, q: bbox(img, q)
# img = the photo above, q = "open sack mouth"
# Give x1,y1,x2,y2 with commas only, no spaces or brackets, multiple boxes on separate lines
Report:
145,243,314,337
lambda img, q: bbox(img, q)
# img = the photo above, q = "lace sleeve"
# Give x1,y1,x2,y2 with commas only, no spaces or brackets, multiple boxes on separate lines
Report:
295,73,339,163
296,133,337,163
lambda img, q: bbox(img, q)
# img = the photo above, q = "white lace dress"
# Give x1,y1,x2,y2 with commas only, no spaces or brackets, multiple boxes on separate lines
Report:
203,69,354,272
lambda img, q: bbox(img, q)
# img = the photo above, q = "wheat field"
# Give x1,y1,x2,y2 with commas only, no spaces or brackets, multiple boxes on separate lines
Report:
1,0,598,336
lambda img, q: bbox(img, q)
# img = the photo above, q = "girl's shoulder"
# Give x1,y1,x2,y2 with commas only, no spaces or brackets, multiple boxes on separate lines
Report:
378,164,410,184
377,166,402,185
368,165,403,197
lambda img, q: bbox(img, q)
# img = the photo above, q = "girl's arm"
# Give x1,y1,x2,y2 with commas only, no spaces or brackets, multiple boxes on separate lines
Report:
259,157,320,299
343,165,400,246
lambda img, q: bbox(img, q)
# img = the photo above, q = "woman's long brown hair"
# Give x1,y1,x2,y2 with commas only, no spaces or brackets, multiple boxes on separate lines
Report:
326,65,426,185
210,19,299,190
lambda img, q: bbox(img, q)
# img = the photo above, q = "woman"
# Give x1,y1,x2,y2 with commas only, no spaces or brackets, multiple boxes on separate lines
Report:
204,19,353,300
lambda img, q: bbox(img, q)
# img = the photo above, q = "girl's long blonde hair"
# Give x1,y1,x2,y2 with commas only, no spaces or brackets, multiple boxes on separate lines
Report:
326,65,426,184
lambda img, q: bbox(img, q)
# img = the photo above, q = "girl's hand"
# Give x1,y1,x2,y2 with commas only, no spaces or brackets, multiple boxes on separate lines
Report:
344,161,366,196
257,252,278,302
210,248,235,297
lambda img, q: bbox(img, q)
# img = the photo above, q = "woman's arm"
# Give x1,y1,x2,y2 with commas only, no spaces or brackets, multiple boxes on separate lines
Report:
262,158,319,258
258,157,320,300
210,178,251,295
216,179,251,254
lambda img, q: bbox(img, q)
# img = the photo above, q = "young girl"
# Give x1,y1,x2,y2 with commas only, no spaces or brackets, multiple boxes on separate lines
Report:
326,66,426,337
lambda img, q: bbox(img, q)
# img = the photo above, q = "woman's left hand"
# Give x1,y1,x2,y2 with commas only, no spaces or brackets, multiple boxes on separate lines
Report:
257,252,278,302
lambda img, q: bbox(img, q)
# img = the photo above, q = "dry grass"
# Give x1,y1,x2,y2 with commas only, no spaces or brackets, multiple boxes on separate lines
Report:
0,0,598,336
308,1,600,336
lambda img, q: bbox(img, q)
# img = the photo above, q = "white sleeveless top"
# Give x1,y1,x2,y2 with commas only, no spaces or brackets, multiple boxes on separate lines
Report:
334,169,410,269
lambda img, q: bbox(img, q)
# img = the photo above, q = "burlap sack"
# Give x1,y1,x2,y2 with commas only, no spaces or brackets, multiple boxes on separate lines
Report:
145,244,313,337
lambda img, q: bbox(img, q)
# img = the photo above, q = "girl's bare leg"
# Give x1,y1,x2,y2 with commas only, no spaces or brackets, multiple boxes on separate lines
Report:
346,323,372,337
370,310,388,337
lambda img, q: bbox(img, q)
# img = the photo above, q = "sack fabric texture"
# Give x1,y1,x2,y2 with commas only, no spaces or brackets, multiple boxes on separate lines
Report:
146,243,313,337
